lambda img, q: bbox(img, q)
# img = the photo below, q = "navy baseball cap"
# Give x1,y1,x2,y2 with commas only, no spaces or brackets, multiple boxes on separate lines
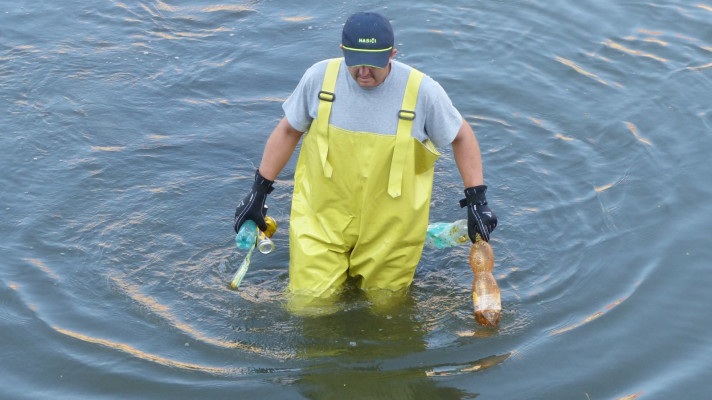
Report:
341,12,394,68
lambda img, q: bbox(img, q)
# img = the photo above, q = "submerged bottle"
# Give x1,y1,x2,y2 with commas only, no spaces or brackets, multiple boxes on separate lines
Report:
235,217,278,253
425,219,469,249
469,235,501,327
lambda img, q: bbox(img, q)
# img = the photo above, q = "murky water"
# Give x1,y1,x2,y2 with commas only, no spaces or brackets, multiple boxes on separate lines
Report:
2,0,712,399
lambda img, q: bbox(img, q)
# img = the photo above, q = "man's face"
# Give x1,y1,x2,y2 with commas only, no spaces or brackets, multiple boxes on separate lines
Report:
347,65,391,88
343,48,398,88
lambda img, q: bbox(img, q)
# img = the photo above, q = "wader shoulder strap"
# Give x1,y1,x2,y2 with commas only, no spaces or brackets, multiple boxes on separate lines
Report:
315,58,342,178
388,68,424,198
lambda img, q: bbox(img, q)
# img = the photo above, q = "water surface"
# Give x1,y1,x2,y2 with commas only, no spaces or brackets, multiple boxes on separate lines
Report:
2,0,712,399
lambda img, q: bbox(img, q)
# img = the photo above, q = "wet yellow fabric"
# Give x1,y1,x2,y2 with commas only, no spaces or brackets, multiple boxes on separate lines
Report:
288,58,440,307
389,65,424,198
315,58,340,178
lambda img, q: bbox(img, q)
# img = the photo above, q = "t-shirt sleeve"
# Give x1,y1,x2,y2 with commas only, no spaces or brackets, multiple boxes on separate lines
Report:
282,61,327,133
420,76,463,148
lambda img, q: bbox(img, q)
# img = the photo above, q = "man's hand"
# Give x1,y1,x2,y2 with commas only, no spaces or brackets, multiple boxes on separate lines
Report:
233,169,274,233
459,185,497,242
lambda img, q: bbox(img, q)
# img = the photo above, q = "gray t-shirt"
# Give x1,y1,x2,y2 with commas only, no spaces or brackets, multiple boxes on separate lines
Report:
283,59,462,148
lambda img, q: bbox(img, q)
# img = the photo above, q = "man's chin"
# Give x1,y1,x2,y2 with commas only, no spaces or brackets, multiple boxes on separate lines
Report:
357,78,376,87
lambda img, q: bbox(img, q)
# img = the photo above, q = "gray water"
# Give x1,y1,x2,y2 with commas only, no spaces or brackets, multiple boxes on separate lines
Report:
2,1,712,399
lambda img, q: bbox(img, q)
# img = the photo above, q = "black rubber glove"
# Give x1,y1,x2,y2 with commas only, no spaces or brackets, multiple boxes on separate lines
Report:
459,185,497,242
233,169,274,233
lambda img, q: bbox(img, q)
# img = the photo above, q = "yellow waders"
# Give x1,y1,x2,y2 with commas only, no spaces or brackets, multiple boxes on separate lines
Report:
288,58,440,308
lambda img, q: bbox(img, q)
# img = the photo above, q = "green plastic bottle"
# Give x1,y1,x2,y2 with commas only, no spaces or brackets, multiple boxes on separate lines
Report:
425,219,469,249
235,217,277,253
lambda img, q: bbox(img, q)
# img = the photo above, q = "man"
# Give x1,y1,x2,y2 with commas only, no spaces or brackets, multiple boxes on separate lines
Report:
233,12,497,308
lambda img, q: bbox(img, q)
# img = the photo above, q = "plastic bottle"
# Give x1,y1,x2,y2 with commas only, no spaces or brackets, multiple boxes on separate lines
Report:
425,219,469,249
235,220,258,250
235,217,278,252
469,235,501,327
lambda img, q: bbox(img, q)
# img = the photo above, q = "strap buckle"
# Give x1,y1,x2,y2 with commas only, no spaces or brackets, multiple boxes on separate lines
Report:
318,91,335,102
398,109,416,121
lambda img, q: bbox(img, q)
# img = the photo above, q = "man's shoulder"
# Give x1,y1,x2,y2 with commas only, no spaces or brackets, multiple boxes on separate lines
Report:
308,58,348,74
302,59,332,77
390,60,414,77
391,60,441,88
296,58,343,88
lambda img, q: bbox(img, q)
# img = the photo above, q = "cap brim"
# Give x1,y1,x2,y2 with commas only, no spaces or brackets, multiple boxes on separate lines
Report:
342,48,391,68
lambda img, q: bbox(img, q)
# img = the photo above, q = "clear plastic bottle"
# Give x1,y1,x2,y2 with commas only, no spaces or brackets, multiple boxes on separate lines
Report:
425,219,469,249
235,220,258,250
469,235,501,327
235,217,277,253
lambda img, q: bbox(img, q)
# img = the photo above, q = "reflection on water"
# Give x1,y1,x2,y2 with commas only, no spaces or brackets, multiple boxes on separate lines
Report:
53,325,248,376
296,366,474,400
291,295,486,399
550,296,628,336
426,352,512,377
110,274,276,354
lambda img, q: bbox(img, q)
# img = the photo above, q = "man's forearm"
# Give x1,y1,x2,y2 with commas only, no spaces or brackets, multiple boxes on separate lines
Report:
451,118,484,188
258,117,304,181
